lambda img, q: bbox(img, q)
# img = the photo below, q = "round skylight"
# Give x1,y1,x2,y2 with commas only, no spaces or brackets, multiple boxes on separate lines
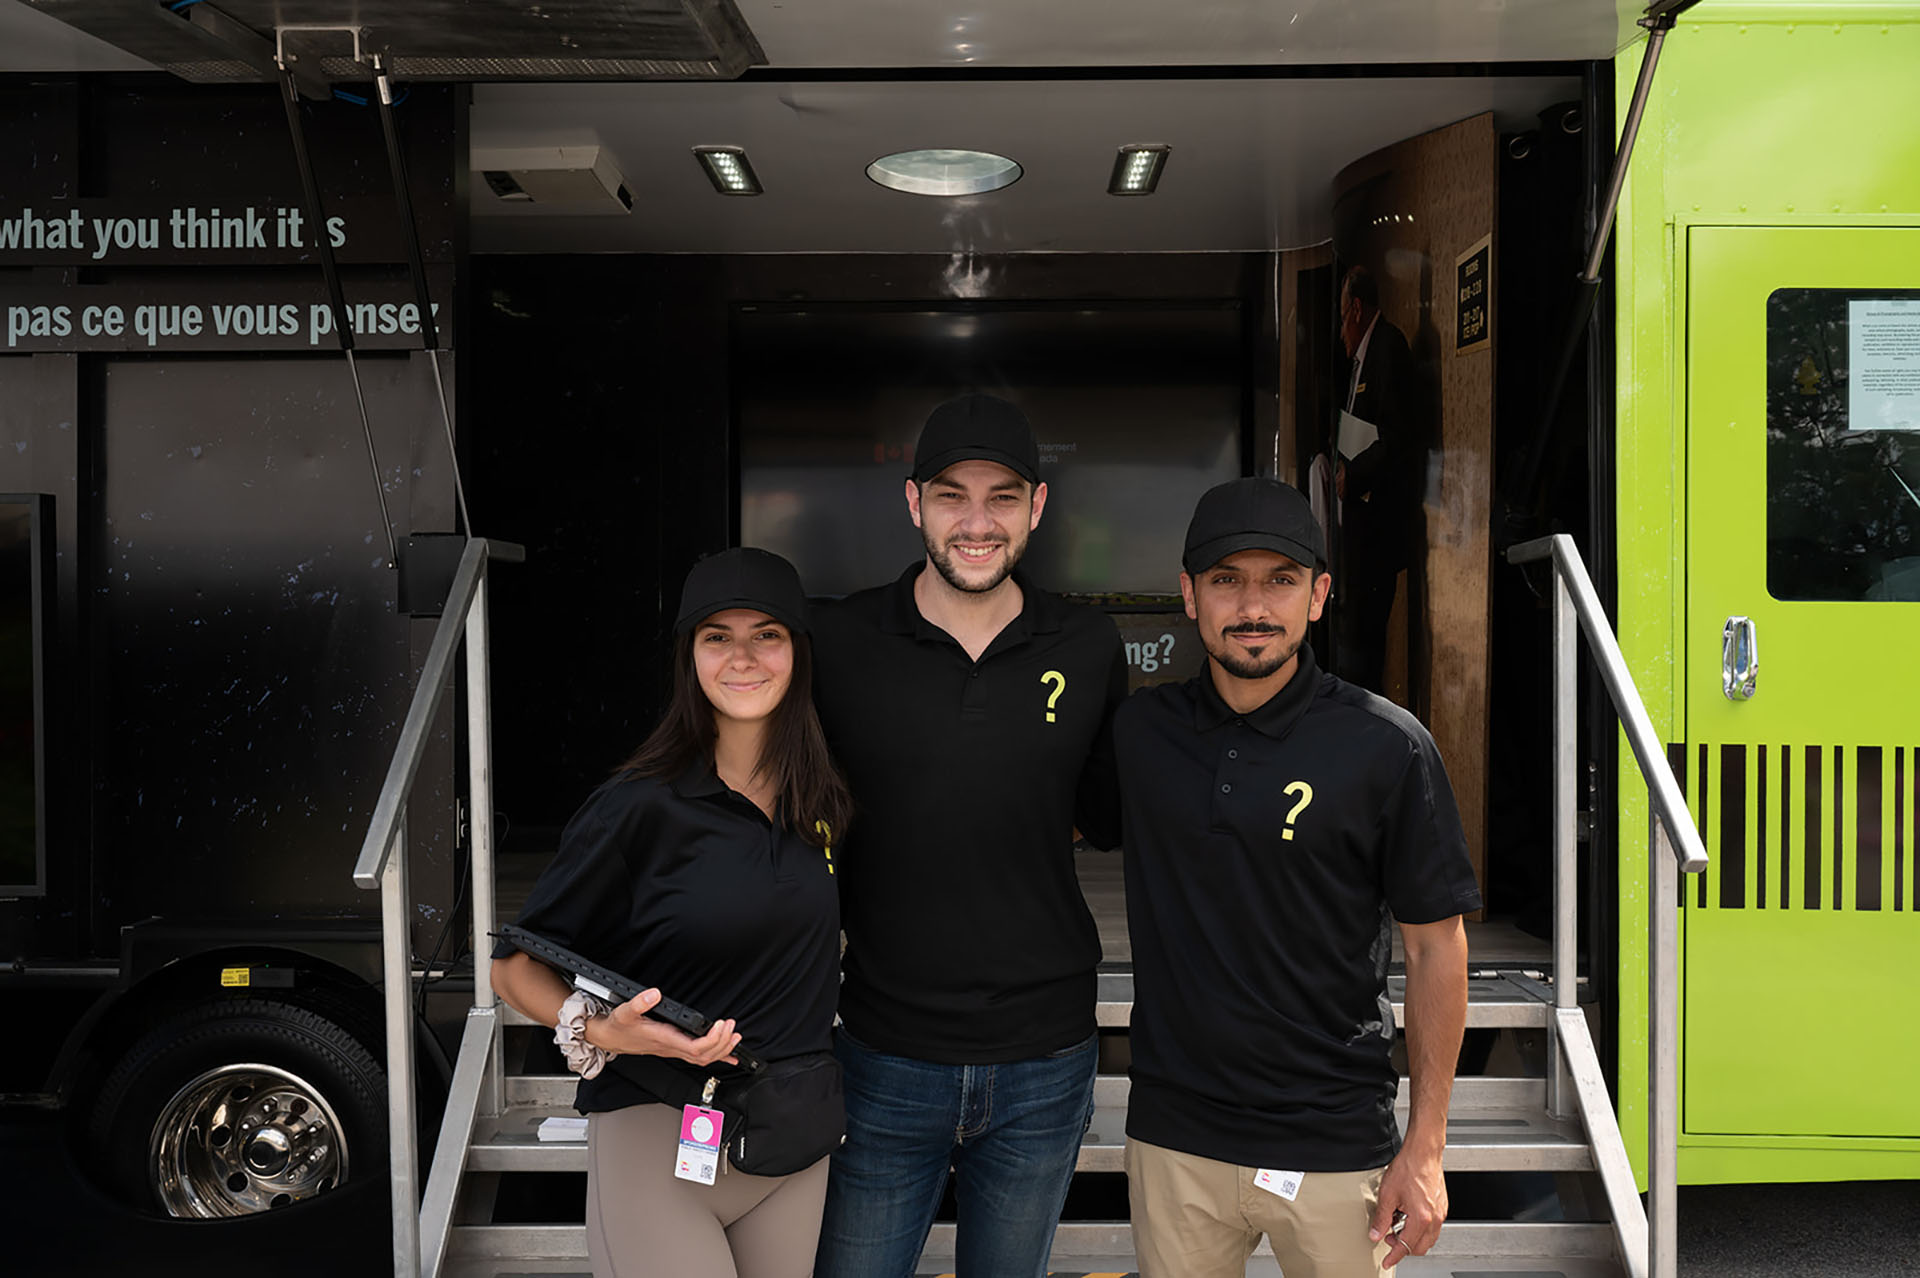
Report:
866,149,1023,197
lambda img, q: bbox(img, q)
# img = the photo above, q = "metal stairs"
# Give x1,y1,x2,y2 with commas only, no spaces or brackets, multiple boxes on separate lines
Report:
434,969,1638,1278
361,532,1705,1278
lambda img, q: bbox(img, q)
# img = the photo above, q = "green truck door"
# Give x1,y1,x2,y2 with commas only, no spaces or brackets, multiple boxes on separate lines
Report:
1683,225,1920,1140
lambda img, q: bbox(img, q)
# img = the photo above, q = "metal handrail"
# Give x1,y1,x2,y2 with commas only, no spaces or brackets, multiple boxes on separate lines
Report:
351,535,522,1278
1506,531,1707,1278
1554,1006,1649,1278
419,1005,501,1277
1508,535,1708,873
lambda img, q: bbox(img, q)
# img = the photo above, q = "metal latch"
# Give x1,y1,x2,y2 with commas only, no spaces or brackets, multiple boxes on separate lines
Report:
1722,615,1758,700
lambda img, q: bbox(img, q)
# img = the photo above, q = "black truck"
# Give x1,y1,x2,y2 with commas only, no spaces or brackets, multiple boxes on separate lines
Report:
1,8,1606,1254
0,74,476,1220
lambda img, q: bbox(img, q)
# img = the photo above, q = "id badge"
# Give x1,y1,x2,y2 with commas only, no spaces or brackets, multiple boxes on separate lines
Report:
1253,1168,1305,1201
674,1104,726,1186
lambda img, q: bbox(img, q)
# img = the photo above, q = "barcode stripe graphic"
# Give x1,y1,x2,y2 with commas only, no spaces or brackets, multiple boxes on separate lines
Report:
1780,745,1793,912
1805,746,1823,911
1698,743,1712,910
1720,744,1747,909
1663,742,1916,914
1858,746,1883,911
1756,744,1769,910
1833,746,1846,912
1666,742,1691,910
1892,747,1904,914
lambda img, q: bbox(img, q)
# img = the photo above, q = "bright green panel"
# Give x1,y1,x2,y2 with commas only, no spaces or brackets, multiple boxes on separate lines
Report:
1660,16,1920,222
1683,227,1920,1141
1685,909,1920,1136
1686,226,1920,746
1616,12,1920,1186
1681,1139,1920,1186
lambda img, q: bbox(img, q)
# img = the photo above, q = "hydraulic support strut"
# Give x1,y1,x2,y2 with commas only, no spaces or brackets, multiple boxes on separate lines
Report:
370,53,472,536
1507,0,1701,521
277,58,402,568
269,29,481,562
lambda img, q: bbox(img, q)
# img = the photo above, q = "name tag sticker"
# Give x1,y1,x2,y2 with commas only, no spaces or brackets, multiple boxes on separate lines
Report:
1254,1168,1305,1201
674,1104,726,1185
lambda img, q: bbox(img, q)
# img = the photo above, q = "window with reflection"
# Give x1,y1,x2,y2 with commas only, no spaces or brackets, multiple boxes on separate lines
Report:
1766,289,1920,601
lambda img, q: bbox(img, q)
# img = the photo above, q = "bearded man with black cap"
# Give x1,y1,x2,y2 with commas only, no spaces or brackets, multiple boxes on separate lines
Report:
810,393,1127,1278
1115,476,1479,1278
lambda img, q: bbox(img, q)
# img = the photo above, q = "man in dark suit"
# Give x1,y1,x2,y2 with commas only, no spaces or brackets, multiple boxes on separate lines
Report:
1335,264,1424,695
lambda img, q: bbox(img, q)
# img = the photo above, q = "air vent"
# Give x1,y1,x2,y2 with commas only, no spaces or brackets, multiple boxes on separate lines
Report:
472,145,633,213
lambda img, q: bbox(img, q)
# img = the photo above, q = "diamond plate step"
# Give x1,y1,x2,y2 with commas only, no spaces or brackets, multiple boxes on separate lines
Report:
446,1220,1623,1278
502,970,1554,1032
467,1075,1587,1175
917,1221,1622,1276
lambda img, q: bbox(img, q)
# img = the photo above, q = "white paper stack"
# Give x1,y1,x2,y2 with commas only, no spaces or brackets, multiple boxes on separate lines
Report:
1337,411,1379,460
537,1116,590,1142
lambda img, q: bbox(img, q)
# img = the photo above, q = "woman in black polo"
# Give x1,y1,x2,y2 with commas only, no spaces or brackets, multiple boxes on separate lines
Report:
493,548,851,1278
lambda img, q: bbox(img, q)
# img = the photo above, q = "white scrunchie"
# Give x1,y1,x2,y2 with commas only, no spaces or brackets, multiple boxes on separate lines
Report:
555,989,614,1079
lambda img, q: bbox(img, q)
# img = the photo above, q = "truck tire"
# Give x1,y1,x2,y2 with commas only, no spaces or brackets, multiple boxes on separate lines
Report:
89,997,387,1217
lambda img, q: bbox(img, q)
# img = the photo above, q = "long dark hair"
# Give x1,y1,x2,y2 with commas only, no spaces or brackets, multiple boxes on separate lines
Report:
620,627,852,848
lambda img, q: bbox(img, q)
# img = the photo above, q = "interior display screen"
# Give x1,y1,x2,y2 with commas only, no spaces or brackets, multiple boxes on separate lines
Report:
735,305,1246,598
0,497,45,893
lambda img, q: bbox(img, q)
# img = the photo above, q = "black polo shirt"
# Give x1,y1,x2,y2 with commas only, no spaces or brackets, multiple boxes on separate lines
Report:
1116,645,1481,1170
494,766,840,1114
811,563,1127,1063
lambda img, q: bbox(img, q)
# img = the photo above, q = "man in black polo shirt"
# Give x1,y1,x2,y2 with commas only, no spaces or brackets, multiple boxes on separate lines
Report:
1116,476,1477,1276
811,393,1126,1278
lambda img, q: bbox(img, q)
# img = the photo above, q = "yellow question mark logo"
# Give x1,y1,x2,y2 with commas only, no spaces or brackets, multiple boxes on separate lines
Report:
1282,781,1314,841
1040,670,1066,723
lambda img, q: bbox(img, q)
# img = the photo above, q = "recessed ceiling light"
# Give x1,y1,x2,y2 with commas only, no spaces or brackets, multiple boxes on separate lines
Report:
867,149,1022,197
1109,144,1170,196
693,146,762,196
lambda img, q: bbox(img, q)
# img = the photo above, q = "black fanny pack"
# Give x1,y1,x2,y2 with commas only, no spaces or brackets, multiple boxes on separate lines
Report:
610,1050,844,1178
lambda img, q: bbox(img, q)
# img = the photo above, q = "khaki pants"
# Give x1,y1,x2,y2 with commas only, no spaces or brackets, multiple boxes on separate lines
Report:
1126,1136,1391,1278
586,1102,830,1278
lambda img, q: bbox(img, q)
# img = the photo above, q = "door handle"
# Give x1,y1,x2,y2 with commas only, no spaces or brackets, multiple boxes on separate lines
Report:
1722,615,1758,701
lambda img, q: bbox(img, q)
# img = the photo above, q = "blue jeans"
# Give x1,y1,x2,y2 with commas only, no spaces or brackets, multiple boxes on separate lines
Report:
814,1025,1099,1278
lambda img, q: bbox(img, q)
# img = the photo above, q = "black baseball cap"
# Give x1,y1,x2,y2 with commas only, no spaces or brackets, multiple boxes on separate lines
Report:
1182,477,1326,576
910,393,1040,485
673,547,810,636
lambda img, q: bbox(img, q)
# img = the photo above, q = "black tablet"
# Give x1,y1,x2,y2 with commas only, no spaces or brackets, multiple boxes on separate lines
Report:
495,924,766,1074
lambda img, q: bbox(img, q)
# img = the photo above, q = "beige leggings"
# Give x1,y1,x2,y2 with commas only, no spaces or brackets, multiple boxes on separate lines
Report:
586,1103,829,1278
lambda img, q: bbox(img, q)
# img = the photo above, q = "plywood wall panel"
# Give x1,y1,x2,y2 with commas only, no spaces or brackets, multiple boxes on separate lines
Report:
1332,113,1497,905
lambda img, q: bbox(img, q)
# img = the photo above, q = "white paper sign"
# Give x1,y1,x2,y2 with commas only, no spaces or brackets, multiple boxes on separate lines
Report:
1849,299,1920,432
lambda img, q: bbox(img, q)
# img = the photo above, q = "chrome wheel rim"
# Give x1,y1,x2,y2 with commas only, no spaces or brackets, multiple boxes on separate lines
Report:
148,1062,350,1217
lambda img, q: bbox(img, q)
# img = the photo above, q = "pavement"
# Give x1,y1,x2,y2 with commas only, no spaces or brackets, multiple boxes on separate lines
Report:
1674,1178,1918,1277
